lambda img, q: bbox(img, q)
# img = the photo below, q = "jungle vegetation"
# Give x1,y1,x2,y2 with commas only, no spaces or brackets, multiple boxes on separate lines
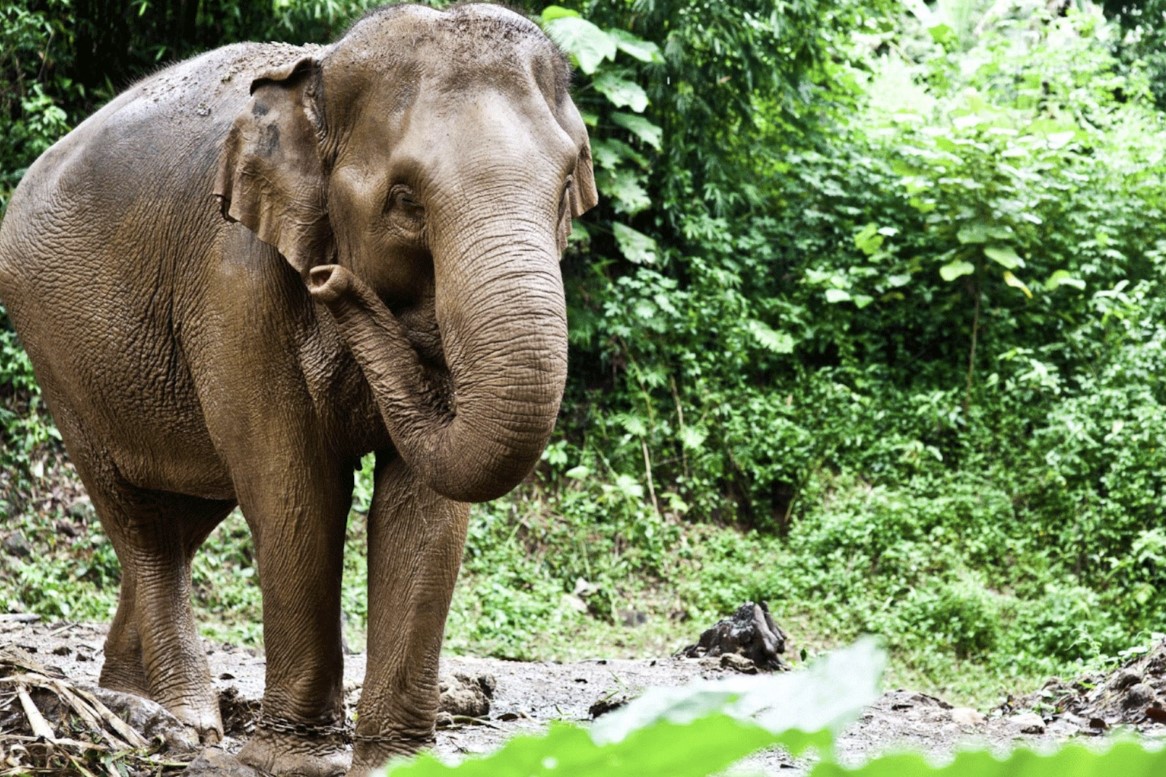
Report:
3,0,1166,705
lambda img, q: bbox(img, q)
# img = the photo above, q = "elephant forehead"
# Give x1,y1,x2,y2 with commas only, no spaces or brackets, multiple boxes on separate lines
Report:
326,4,569,102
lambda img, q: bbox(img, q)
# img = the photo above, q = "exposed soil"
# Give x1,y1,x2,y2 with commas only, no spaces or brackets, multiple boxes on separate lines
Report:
3,615,1165,776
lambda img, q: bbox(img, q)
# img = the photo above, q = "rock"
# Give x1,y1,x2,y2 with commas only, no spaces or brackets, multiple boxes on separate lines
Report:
720,653,759,674
1009,712,1046,735
184,747,261,777
2,531,31,558
1122,682,1155,711
439,672,495,719
679,601,790,671
1113,669,1141,691
589,694,630,718
950,707,985,727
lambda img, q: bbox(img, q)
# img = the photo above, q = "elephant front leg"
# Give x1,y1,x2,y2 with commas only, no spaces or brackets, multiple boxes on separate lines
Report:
235,463,354,777
350,456,470,776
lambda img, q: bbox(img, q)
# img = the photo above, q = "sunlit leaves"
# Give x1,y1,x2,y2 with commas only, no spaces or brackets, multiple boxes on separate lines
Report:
612,222,658,265
984,245,1022,270
610,112,662,150
542,14,617,75
593,71,649,112
745,319,795,354
939,260,975,282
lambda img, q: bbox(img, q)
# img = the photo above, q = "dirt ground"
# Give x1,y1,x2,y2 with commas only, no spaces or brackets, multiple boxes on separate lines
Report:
3,615,1165,775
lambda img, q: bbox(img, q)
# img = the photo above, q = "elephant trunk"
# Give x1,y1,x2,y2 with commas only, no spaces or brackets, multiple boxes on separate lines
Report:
308,217,566,503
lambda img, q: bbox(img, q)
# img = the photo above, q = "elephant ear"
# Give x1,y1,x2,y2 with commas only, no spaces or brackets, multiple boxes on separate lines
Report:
214,55,331,276
554,98,599,254
569,137,598,218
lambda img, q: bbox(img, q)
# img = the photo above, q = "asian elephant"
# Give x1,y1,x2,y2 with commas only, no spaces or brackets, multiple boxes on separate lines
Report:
0,3,596,774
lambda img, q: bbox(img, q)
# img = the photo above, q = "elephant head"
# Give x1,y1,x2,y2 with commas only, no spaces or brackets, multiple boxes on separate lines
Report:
214,4,597,502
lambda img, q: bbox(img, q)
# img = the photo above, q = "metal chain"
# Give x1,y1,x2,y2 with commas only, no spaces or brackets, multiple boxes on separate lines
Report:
351,731,434,747
254,713,435,749
256,713,352,743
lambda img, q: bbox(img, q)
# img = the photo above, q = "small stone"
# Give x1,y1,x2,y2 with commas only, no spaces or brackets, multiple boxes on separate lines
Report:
1113,669,1141,691
439,672,494,718
589,694,630,718
184,747,260,776
1123,682,1155,711
720,653,759,674
1009,711,1046,735
950,707,985,727
2,531,31,558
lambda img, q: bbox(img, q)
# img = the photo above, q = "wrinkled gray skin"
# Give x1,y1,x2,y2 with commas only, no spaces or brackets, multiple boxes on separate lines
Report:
0,4,596,775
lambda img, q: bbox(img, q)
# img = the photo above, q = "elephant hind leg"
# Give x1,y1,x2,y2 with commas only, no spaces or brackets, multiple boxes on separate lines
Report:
80,465,234,744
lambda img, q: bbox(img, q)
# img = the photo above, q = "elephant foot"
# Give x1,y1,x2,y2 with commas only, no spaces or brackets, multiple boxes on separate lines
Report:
164,695,225,745
349,732,433,776
99,654,152,699
239,723,350,777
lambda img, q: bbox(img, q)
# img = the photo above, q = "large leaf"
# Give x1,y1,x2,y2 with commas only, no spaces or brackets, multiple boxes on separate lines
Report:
612,222,658,264
1044,270,1086,291
539,5,579,22
939,260,975,281
984,245,1023,269
746,320,796,354
599,168,651,215
592,638,884,745
542,16,616,74
611,112,663,149
607,28,663,63
593,71,649,112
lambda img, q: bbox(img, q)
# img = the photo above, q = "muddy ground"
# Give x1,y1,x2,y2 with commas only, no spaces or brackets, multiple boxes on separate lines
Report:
2,614,1165,775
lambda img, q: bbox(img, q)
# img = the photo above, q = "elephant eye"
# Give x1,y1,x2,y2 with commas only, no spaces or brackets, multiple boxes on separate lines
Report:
387,184,425,233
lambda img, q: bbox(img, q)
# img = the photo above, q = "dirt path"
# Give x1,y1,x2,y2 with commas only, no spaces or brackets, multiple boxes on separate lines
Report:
3,617,1165,775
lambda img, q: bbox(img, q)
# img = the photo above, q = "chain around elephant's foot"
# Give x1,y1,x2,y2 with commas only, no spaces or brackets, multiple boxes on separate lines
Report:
348,730,434,776
239,715,351,777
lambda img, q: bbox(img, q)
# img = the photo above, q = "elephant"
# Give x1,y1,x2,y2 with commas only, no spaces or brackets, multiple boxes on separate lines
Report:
0,3,596,774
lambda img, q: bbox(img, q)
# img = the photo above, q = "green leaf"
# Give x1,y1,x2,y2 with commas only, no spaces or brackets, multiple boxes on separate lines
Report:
543,17,617,74
984,245,1023,269
939,260,975,281
928,22,956,46
594,638,884,746
746,320,795,354
539,5,579,22
957,224,1011,244
599,168,651,215
593,71,649,112
1003,270,1032,299
679,426,707,451
611,112,662,149
825,289,851,303
590,138,648,171
607,28,664,63
853,223,884,256
612,222,657,265
1044,270,1086,291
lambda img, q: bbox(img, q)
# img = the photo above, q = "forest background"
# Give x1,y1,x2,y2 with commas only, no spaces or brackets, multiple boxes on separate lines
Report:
2,0,1166,706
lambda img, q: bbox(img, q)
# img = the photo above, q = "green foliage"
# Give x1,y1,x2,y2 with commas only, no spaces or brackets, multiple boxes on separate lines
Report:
383,639,883,776
375,640,1166,777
